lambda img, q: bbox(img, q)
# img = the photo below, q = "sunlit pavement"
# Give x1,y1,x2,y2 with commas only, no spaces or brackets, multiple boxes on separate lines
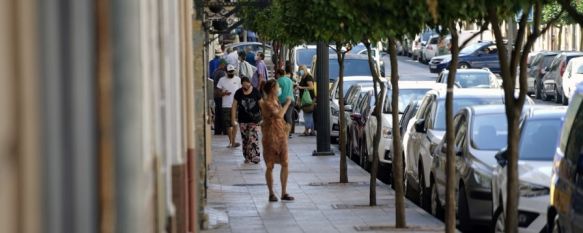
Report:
202,126,444,233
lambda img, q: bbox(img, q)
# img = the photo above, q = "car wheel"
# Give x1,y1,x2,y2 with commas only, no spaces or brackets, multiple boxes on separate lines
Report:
535,80,542,99
418,163,429,210
492,204,504,233
543,87,552,101
459,62,470,69
555,87,563,104
457,185,472,232
430,177,443,219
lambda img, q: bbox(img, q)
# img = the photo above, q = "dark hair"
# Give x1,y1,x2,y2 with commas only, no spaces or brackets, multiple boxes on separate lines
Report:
238,51,246,59
257,52,265,59
263,79,278,95
285,63,293,74
241,76,251,83
275,68,285,77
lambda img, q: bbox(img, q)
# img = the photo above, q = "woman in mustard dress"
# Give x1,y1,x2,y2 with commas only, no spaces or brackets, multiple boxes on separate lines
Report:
260,79,294,202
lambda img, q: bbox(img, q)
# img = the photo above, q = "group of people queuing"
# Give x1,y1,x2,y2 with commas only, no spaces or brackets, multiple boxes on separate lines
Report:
209,44,318,202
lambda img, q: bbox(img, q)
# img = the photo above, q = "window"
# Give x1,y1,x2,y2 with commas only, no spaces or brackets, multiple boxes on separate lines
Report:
454,114,468,151
296,48,317,68
565,99,583,164
328,59,373,80
434,97,504,130
471,113,508,150
518,119,562,161
383,88,431,114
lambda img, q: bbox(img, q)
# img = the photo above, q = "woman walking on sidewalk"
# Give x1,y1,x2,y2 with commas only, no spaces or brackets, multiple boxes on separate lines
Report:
231,77,262,164
259,79,295,202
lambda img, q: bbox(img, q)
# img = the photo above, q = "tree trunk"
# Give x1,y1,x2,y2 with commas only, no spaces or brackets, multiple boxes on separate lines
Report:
337,42,348,183
364,41,385,207
388,38,406,228
580,25,583,51
444,23,460,233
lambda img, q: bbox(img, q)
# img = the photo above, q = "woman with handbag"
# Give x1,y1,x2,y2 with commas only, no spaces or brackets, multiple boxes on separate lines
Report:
297,65,316,136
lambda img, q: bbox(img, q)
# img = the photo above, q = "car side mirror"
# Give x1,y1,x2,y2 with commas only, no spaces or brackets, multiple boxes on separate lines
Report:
414,119,426,133
495,149,508,167
345,105,353,112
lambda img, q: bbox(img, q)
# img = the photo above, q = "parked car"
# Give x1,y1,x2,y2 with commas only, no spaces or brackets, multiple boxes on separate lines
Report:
404,89,509,210
412,29,437,61
530,51,558,98
336,83,376,145
329,76,381,142
366,81,439,169
311,54,378,85
429,41,500,74
347,89,377,166
547,82,583,233
430,105,511,229
561,57,583,105
421,35,451,64
541,52,583,103
491,107,566,233
436,69,501,88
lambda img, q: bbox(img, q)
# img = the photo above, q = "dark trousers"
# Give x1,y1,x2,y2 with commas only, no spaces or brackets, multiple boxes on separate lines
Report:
214,97,225,135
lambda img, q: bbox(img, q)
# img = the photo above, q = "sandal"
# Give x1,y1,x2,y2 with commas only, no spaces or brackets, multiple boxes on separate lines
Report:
269,194,279,202
232,142,241,148
281,194,295,201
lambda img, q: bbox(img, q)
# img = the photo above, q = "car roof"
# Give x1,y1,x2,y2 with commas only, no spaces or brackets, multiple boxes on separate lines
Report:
226,42,272,48
342,76,375,81
525,107,567,120
466,104,507,115
329,53,370,60
393,81,445,89
559,51,583,57
441,69,492,74
429,88,505,100
569,56,583,66
294,45,317,49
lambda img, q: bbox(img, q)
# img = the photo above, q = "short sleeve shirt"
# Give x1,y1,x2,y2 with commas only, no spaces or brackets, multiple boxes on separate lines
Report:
299,75,316,99
216,76,242,108
234,88,262,123
277,76,294,104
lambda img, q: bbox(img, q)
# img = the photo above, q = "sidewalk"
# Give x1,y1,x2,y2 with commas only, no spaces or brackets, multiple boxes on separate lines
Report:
202,127,445,233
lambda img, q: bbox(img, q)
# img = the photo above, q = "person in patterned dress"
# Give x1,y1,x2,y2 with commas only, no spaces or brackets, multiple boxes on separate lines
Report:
259,79,295,202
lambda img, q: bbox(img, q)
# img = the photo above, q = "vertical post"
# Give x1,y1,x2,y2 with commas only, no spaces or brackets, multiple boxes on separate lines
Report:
313,42,334,156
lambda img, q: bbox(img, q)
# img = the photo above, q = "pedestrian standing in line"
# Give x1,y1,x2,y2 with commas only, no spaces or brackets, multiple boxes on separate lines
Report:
225,47,239,72
252,52,268,92
231,77,262,164
213,59,228,135
297,65,316,136
238,51,256,80
216,64,242,148
209,48,223,78
259,79,294,202
275,68,294,138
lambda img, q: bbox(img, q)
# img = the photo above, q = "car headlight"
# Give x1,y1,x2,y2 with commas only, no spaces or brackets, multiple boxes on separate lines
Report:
520,182,549,197
382,126,392,139
472,166,492,189
331,107,339,117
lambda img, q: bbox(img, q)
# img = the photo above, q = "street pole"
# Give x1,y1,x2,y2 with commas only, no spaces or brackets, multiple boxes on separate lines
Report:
313,42,334,156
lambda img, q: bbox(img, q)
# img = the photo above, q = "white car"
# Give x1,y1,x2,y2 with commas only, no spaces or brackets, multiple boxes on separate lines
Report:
561,56,583,105
491,107,566,233
437,68,501,88
420,35,439,64
366,81,443,166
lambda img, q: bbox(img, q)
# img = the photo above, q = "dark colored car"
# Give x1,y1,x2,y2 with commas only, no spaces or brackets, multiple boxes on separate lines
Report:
347,90,376,167
530,51,558,98
541,52,583,103
547,83,583,233
429,41,500,74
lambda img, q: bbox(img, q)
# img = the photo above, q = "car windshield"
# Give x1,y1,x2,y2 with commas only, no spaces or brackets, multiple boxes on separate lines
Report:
296,48,317,69
577,64,583,74
335,81,373,99
440,72,492,88
460,43,485,54
329,59,373,81
471,113,508,150
518,119,562,161
434,98,503,130
384,88,431,114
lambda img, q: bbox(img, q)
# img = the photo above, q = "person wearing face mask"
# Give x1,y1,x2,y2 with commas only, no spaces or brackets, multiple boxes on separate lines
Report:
251,52,268,92
275,68,294,138
297,65,316,136
217,64,242,148
259,79,294,202
232,77,262,163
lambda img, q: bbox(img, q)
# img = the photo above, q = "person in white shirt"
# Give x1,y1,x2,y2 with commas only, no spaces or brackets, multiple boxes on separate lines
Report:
225,48,240,72
238,51,256,79
216,64,242,148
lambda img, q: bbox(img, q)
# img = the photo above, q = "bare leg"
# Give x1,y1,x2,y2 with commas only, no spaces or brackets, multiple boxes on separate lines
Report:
227,126,234,145
280,162,289,196
265,162,275,196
